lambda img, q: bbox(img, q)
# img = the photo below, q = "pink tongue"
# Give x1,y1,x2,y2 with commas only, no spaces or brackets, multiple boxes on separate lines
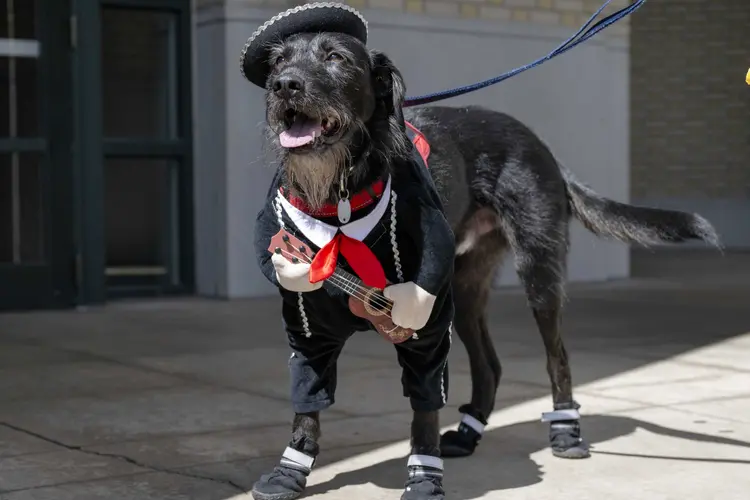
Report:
279,117,322,148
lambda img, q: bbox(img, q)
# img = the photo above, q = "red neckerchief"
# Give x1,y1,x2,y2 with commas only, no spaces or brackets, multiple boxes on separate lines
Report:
309,232,387,289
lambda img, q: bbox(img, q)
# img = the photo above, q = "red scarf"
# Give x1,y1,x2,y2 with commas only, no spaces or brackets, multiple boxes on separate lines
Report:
309,232,386,290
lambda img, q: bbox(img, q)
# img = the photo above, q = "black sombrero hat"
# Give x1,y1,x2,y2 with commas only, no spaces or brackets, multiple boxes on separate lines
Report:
240,2,369,88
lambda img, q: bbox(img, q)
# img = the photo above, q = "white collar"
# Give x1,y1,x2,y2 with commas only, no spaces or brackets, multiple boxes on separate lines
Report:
277,176,392,249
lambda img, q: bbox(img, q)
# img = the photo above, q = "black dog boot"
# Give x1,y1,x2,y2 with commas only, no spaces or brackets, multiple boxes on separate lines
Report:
440,404,486,458
542,401,590,459
251,438,319,500
402,454,446,500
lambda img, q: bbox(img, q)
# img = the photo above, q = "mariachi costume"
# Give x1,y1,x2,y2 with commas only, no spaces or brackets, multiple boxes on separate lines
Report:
242,3,454,500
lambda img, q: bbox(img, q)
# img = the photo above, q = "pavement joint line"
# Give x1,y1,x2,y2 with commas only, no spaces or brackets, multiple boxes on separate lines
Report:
0,421,247,494
0,414,361,458
589,449,750,465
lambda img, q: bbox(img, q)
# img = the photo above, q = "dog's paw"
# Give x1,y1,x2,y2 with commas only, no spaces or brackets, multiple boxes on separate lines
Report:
549,420,590,459
440,428,479,458
401,476,445,500
251,465,308,500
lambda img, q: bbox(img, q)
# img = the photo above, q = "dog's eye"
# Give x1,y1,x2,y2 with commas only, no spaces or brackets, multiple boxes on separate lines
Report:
273,55,285,66
326,52,344,62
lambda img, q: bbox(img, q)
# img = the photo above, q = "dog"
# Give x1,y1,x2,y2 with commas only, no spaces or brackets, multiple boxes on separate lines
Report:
249,29,720,500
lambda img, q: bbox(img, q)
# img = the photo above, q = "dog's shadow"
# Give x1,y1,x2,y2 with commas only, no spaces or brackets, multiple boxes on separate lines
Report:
304,414,750,499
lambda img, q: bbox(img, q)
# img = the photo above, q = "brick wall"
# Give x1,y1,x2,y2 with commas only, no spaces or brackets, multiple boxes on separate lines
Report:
208,0,631,36
631,0,750,199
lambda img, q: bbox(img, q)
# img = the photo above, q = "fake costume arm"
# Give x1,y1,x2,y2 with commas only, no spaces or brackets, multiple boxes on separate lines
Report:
384,183,456,331
254,196,323,293
253,168,320,292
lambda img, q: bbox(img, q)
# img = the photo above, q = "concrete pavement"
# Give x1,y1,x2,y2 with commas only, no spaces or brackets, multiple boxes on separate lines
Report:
1,249,749,499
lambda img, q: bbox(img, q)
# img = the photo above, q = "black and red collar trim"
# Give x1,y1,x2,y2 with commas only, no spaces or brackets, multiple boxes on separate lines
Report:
279,178,386,218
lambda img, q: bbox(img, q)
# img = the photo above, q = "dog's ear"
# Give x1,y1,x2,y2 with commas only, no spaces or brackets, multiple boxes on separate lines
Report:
370,50,406,122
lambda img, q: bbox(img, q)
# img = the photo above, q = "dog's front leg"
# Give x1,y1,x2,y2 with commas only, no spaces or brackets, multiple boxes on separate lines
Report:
403,410,445,500
251,412,321,500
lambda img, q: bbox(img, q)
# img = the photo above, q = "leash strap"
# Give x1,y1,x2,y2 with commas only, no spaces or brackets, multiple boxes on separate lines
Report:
403,0,647,107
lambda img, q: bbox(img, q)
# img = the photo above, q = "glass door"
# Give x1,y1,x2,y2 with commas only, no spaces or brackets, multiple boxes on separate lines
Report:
0,0,74,311
75,0,193,301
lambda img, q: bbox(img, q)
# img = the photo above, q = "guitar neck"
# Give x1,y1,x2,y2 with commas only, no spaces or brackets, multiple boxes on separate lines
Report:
326,267,367,298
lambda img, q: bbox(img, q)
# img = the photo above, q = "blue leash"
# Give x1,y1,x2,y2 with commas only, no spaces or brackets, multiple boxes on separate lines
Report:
403,0,647,107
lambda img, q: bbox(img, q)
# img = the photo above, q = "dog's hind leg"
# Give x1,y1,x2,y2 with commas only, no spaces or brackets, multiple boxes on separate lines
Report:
440,215,507,458
511,219,590,459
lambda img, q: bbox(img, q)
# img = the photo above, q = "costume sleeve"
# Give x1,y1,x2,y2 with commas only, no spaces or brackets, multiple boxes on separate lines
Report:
254,170,284,288
399,183,456,297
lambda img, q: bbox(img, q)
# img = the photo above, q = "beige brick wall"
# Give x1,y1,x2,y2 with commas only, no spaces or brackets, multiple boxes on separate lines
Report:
630,1,750,199
212,0,631,36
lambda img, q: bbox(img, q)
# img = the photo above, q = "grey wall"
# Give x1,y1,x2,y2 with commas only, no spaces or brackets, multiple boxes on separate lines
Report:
194,4,631,298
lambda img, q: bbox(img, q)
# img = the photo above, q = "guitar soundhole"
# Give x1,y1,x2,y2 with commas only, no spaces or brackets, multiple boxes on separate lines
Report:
363,289,388,317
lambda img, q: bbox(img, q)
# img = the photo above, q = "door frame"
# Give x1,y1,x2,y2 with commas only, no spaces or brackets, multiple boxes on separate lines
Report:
0,0,76,311
73,0,195,304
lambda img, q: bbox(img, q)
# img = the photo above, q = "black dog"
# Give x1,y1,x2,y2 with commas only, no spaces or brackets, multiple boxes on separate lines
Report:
250,30,720,500
252,31,456,500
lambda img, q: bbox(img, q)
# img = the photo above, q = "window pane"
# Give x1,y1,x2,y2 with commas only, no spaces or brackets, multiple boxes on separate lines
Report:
101,8,179,139
0,56,39,137
0,0,36,40
105,158,180,283
0,153,44,263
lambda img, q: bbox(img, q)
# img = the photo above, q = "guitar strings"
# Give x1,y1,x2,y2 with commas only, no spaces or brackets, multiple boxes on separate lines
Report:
276,247,395,313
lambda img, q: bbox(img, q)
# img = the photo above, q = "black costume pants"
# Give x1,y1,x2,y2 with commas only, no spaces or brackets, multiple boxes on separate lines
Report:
282,294,452,414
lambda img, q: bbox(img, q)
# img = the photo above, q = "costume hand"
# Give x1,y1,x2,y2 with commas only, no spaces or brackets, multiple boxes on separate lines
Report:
383,281,436,330
271,253,323,293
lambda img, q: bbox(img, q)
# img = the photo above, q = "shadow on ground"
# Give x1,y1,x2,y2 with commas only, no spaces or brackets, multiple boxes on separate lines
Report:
302,415,750,499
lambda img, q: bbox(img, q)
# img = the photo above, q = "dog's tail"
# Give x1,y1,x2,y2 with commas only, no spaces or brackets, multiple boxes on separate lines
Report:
560,166,721,248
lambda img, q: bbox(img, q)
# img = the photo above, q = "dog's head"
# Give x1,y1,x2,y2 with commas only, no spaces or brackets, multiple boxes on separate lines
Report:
265,32,408,209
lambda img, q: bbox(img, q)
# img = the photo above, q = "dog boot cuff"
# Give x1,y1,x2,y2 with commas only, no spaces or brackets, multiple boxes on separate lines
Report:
407,454,444,479
541,400,581,423
279,446,316,474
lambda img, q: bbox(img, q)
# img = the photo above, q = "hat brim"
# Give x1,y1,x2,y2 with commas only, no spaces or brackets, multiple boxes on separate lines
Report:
240,3,369,88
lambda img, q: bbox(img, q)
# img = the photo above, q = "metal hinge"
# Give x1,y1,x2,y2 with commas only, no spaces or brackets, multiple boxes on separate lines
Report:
69,14,77,49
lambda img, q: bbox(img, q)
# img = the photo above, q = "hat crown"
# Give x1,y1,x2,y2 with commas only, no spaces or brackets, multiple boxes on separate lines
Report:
240,2,369,85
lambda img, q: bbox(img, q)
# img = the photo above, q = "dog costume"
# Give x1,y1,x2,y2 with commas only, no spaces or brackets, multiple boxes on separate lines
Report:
242,4,455,500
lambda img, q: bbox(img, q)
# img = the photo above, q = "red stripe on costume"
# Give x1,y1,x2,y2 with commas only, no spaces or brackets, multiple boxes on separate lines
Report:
405,120,431,168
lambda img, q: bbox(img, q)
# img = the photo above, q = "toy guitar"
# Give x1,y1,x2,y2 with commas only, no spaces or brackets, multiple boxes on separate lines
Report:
268,229,414,344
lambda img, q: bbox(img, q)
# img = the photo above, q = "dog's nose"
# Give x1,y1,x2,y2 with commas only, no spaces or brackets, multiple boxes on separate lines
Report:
273,75,305,97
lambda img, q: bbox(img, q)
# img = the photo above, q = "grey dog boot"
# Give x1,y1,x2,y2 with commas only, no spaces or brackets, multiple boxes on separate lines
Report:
251,437,319,500
401,454,446,500
542,401,590,459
